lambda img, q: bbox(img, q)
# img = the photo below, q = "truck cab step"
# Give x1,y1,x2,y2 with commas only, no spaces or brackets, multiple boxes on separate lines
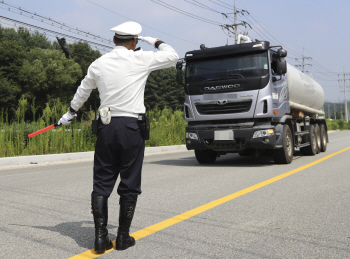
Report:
295,131,309,136
296,142,310,148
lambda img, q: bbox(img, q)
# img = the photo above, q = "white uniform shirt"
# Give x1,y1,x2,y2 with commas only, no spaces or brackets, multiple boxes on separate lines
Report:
70,43,179,118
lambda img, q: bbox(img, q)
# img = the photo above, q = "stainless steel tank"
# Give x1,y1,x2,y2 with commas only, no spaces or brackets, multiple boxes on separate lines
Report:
287,64,325,115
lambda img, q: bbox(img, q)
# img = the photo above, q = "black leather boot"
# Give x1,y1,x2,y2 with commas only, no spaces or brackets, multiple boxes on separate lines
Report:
91,195,113,253
116,198,137,251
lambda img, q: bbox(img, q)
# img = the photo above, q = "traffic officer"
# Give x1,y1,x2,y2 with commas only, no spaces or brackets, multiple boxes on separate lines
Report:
58,21,179,252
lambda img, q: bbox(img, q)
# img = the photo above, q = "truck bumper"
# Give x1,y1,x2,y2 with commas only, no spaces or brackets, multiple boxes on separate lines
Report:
186,125,277,152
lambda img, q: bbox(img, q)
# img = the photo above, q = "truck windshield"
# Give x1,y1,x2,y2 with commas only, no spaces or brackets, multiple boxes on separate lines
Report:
186,52,269,83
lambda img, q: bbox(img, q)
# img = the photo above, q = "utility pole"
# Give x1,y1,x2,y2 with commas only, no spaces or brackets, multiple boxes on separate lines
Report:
220,1,250,44
343,68,348,123
295,48,312,73
341,104,343,119
334,102,336,120
328,103,330,119
338,69,349,123
234,0,237,44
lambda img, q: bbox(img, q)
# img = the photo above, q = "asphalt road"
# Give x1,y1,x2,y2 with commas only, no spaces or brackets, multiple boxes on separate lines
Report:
1,131,350,259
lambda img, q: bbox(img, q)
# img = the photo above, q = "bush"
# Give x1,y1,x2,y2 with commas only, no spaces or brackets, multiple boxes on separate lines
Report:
326,119,350,130
0,100,187,157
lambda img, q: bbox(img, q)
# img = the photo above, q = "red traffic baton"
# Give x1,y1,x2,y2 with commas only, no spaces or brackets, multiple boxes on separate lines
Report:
27,123,60,139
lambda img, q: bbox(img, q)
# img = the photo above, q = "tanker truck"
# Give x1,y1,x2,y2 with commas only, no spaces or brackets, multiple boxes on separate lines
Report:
176,35,328,164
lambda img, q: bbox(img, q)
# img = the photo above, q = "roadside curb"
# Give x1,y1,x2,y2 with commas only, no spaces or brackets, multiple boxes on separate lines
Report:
0,145,188,167
0,130,344,167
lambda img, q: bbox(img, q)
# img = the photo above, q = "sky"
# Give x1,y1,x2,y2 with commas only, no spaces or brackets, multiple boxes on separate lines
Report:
1,0,350,103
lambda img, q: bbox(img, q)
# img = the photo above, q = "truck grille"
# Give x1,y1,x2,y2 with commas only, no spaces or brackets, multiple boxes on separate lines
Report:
196,100,252,115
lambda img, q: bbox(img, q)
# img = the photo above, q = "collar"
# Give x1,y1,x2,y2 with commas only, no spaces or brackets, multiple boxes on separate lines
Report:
113,46,129,51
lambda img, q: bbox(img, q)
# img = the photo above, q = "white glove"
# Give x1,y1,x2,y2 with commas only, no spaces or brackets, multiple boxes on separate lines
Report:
138,36,159,47
58,111,77,126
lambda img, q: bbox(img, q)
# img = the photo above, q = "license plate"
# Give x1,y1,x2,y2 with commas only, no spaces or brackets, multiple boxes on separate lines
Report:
214,130,234,140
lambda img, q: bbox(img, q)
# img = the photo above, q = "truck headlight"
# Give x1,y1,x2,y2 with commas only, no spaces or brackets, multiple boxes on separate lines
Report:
252,129,274,138
186,132,198,140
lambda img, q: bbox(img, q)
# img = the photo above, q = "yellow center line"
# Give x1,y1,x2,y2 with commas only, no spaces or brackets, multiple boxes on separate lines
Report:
69,146,350,259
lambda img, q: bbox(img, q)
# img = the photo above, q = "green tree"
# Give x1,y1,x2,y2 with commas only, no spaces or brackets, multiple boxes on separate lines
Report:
0,39,25,119
17,48,82,115
145,67,184,111
0,26,52,51
0,39,25,80
0,75,21,118
67,41,102,116
16,27,52,50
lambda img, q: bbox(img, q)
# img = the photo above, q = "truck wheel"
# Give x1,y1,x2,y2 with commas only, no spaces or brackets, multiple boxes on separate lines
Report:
300,124,317,156
195,149,217,164
273,125,293,164
320,124,327,152
315,124,321,154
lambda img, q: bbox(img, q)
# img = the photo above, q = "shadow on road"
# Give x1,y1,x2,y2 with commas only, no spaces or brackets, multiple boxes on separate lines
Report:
147,152,306,168
147,153,295,168
10,221,117,249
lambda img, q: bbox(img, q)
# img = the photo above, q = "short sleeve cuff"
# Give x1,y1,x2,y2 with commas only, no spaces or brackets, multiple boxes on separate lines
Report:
155,41,165,49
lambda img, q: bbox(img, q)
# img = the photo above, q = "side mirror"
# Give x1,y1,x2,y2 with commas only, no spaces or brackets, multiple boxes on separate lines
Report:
272,58,287,82
176,60,183,70
176,60,183,84
276,58,287,75
176,69,183,84
277,48,287,58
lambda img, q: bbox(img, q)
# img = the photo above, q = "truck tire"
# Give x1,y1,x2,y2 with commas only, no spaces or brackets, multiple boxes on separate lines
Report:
195,149,217,164
320,124,327,152
315,124,321,154
300,124,317,156
273,125,293,164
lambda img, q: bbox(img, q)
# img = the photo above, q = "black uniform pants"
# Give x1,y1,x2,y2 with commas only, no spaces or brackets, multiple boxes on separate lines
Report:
92,117,145,201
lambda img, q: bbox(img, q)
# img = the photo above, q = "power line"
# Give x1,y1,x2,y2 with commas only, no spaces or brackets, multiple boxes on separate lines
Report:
85,0,199,46
0,16,114,50
295,48,312,73
245,15,301,57
235,0,346,80
150,0,223,26
309,65,338,79
214,1,302,58
219,0,253,44
312,74,339,82
207,0,234,10
311,58,338,74
232,14,272,43
184,0,222,14
214,0,235,8
0,33,98,60
225,0,302,57
3,0,201,47
0,20,110,54
0,1,113,45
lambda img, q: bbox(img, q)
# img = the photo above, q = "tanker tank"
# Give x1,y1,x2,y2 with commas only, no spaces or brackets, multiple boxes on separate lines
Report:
286,64,325,115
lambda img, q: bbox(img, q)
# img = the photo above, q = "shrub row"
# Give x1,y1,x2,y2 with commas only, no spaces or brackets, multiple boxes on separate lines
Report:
0,98,187,158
